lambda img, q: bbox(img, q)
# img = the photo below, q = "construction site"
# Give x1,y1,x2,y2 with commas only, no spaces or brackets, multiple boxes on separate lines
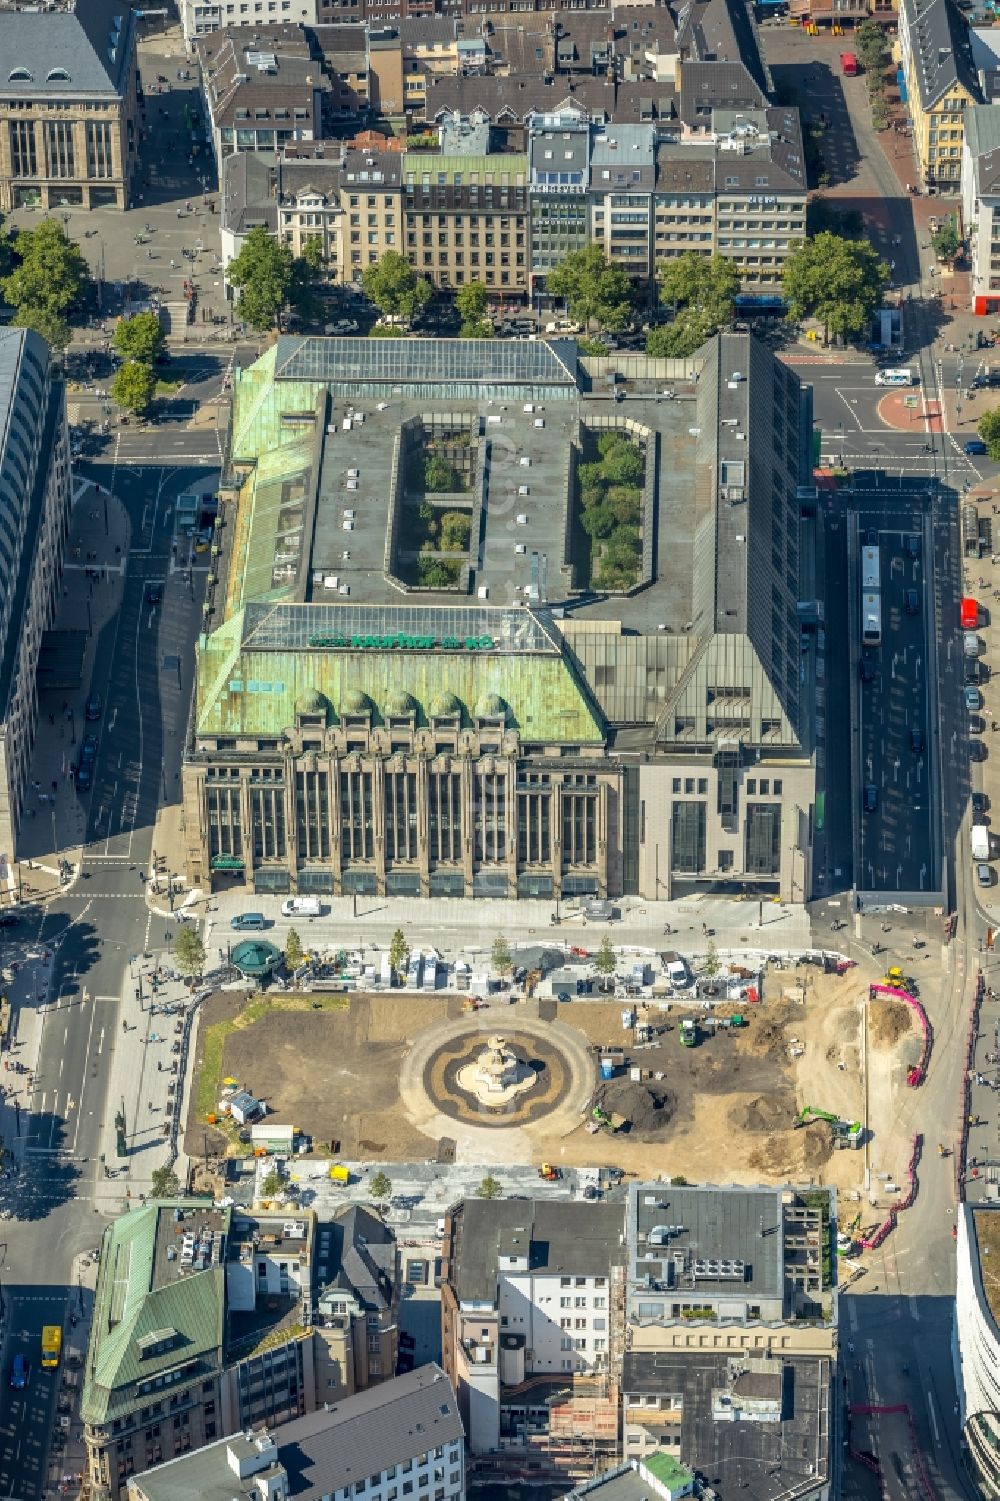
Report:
186,955,928,1209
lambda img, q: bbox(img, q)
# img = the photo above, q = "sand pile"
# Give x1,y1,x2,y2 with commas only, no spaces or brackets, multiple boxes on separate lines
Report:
731,1093,798,1134
868,999,912,1048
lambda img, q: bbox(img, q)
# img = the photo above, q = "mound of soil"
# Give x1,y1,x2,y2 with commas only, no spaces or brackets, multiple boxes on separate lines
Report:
869,999,912,1048
731,1093,798,1134
595,1077,677,1137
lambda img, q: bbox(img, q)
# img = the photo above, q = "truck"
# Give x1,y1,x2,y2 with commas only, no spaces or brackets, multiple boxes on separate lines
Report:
861,545,880,592
679,1018,698,1048
422,952,438,991
862,592,882,647
328,1163,350,1185
840,51,859,75
41,1325,62,1370
972,825,991,861
962,597,980,631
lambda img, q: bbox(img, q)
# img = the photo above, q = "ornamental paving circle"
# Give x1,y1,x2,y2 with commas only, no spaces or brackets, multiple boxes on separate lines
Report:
399,1010,596,1154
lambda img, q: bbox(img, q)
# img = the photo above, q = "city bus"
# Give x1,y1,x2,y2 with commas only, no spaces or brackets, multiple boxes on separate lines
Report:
862,592,882,647
40,1325,61,1370
861,545,880,592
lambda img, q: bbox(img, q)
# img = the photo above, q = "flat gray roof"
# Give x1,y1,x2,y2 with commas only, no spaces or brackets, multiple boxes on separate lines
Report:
628,1183,785,1302
449,1199,626,1303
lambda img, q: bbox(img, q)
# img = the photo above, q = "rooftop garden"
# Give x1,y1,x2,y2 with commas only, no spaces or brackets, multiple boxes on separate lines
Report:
572,429,645,592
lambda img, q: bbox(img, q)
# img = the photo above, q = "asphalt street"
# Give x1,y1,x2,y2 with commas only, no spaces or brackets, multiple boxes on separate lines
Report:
0,462,207,1501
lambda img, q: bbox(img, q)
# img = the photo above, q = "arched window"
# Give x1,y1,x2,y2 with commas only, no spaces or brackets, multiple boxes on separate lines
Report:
7,68,33,82
46,68,72,81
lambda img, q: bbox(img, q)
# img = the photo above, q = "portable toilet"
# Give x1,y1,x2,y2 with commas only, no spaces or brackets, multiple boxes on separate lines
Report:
599,1056,616,1080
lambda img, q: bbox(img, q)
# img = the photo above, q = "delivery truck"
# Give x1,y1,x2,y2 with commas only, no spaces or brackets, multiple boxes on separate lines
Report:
972,825,991,861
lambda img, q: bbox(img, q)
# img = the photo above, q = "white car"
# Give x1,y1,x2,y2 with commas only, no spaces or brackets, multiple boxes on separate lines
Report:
324,319,358,334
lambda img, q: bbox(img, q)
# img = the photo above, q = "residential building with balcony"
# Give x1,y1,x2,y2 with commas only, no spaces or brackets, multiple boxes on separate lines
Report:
439,1198,626,1482
0,0,140,212
590,122,657,286
528,108,592,297
127,1366,465,1501
899,0,981,192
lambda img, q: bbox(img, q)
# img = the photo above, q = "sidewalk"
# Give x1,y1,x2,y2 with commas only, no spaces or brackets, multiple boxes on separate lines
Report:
15,478,131,892
92,955,194,1213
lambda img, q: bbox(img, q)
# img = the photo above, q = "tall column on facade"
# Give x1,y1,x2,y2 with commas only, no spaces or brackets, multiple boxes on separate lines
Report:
239,774,253,885
285,754,297,889
416,757,430,897
329,756,343,894
504,760,517,900
597,783,609,899
373,756,386,894
460,755,475,895
552,782,564,900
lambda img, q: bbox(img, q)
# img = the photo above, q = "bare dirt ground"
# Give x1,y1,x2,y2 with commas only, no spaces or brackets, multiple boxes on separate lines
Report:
186,962,919,1189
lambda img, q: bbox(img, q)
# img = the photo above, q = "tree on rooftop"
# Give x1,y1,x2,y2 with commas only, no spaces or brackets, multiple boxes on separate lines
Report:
782,232,888,344
547,245,634,331
225,226,293,333
260,1167,285,1198
362,250,431,322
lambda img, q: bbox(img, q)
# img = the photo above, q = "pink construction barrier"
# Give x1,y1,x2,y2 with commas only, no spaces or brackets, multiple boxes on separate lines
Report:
957,971,986,1203
868,983,932,1086
859,1133,922,1251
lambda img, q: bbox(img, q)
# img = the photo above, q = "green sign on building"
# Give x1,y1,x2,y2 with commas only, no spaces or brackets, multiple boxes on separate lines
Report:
307,632,496,652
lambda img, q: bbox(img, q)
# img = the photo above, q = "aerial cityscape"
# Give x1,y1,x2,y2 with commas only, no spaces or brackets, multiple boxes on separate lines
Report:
0,0,998,1496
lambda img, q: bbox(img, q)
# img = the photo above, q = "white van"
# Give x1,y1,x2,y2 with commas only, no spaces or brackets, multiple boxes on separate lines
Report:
875,368,916,387
281,896,322,918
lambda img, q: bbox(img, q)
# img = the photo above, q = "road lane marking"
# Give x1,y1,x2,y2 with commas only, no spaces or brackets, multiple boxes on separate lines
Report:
926,1389,940,1446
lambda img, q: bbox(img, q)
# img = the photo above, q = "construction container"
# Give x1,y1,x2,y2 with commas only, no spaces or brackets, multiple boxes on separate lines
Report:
599,1057,615,1080
329,1163,350,1184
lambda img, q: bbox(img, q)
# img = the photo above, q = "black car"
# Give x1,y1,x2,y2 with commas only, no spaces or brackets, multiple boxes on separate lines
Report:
145,582,163,605
80,733,98,763
859,656,876,682
75,761,93,792
904,587,920,614
905,534,921,559
0,912,20,928
973,792,989,817
910,726,924,753
863,784,878,812
85,692,102,721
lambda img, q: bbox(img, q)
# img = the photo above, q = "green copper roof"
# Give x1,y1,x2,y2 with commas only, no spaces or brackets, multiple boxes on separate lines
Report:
194,622,604,743
402,151,527,184
83,1204,226,1426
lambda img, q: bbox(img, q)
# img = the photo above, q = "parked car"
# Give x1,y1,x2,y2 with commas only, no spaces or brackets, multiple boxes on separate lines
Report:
80,733,99,763
75,761,93,792
85,692,103,721
966,686,983,711
230,912,267,931
965,438,988,456
324,319,358,334
9,1354,29,1390
863,784,878,812
973,792,989,817
979,863,993,888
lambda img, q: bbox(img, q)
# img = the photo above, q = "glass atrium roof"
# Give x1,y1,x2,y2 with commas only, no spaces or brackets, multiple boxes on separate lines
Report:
240,601,563,654
271,335,579,388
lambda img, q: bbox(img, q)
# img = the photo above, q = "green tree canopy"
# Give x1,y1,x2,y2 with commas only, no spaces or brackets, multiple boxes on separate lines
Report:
16,305,71,355
477,1174,503,1199
595,935,617,981
226,227,293,332
459,318,494,340
425,454,461,493
114,310,164,365
547,245,634,331
362,250,432,322
389,928,408,977
492,933,512,979
173,924,206,977
111,360,157,416
369,1170,392,1208
300,235,326,272
782,232,889,343
931,220,961,263
149,1166,181,1199
977,407,1000,459
855,19,886,67
456,281,488,323
1,218,91,326
260,1167,285,1198
285,929,304,970
651,253,740,356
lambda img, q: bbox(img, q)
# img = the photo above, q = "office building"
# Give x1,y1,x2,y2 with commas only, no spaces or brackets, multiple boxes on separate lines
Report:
313,1205,399,1401
528,109,592,298
440,1198,626,1479
0,0,140,212
83,1203,319,1501
619,1183,835,1501
562,1456,694,1501
0,329,72,862
962,106,1000,316
178,0,322,47
955,1203,1000,1497
127,1365,465,1501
